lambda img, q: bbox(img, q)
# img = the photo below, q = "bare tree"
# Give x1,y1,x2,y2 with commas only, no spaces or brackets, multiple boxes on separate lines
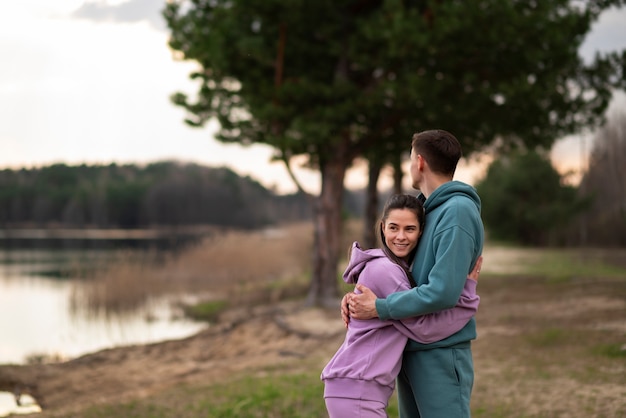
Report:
578,109,626,246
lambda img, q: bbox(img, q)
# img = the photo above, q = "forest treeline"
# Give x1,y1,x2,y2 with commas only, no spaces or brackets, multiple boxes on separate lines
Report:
0,161,361,229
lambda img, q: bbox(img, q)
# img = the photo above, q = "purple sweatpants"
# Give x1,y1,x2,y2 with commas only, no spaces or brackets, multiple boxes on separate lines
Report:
325,397,388,418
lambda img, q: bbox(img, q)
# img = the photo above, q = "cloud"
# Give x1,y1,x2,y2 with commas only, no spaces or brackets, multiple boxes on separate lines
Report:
72,0,165,30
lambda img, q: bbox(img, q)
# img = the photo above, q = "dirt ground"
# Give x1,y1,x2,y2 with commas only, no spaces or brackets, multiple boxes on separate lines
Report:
1,247,626,417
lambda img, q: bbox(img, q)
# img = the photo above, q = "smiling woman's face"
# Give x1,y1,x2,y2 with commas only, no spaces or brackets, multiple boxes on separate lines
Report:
382,208,421,260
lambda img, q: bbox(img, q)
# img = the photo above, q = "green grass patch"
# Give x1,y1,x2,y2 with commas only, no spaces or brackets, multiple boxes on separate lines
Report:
181,300,228,321
592,343,626,359
69,371,329,418
526,328,569,348
192,373,325,417
58,369,402,418
525,328,584,350
521,250,626,281
524,328,595,351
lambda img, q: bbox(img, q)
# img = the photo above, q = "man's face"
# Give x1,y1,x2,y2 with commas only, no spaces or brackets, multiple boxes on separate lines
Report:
409,148,421,189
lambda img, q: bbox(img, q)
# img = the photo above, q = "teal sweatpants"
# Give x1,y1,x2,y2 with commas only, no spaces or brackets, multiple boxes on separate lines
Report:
396,345,474,418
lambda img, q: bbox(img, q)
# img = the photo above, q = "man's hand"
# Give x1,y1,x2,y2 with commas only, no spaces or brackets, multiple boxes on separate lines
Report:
347,284,378,320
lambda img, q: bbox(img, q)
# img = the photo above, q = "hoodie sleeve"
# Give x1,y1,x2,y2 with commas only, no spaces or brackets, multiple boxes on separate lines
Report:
392,278,479,343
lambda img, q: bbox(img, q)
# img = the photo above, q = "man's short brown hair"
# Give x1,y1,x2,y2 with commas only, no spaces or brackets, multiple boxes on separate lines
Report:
411,129,462,177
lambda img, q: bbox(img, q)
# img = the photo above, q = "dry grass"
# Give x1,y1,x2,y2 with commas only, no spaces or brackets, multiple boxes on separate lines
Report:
70,222,318,316
471,273,626,417
168,222,315,288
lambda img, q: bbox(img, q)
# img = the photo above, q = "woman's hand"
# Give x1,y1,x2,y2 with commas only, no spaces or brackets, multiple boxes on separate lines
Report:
468,255,483,282
340,293,351,328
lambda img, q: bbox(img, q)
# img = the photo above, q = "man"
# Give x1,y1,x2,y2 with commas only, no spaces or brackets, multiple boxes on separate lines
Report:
345,129,484,417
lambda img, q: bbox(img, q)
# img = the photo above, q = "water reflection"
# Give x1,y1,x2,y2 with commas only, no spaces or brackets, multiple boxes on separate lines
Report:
0,234,207,365
0,392,41,417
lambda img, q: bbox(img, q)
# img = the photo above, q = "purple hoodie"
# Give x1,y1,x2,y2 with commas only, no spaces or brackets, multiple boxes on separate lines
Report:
321,242,479,405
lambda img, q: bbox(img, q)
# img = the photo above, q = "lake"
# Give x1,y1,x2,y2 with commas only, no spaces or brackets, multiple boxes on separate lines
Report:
0,229,209,365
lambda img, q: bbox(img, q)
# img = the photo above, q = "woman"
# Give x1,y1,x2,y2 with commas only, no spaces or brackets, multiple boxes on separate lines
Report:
321,194,481,418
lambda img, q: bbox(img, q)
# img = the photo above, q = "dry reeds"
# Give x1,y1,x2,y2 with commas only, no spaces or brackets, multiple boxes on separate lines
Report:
70,222,317,317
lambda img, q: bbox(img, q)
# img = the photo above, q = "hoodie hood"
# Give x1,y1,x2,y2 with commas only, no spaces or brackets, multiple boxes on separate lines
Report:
423,180,481,214
342,242,386,284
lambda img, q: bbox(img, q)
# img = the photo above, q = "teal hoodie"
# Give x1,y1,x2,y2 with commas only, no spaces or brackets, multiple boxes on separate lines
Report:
375,181,484,350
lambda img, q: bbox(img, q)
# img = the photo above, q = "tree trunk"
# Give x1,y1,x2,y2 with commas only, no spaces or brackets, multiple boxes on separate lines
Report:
363,159,382,249
305,157,347,308
392,154,403,194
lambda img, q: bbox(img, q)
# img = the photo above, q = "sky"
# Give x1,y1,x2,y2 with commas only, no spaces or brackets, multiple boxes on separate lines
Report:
1,1,625,194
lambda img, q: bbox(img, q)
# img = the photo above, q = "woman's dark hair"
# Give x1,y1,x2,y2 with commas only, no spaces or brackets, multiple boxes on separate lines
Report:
378,194,425,288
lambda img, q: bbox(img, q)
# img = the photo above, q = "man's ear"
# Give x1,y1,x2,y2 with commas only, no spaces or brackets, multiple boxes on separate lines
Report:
418,154,427,171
